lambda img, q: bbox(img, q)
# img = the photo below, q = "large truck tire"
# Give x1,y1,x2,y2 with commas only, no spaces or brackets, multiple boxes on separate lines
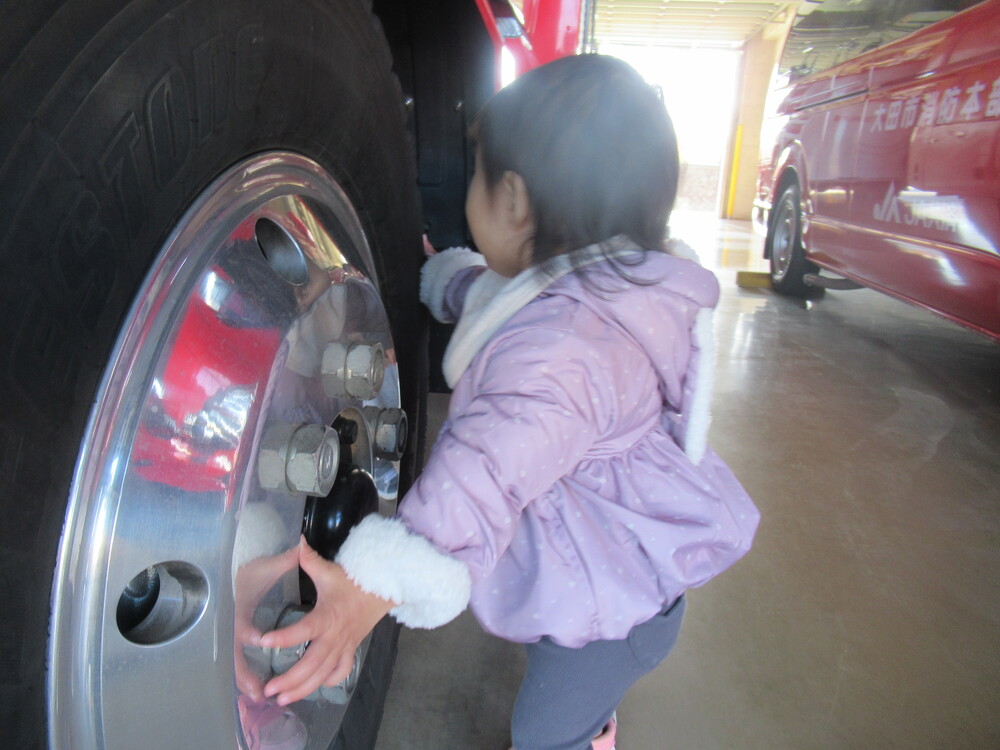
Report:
0,0,426,748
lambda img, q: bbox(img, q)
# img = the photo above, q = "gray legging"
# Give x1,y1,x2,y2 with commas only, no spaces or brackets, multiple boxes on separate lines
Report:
512,596,686,750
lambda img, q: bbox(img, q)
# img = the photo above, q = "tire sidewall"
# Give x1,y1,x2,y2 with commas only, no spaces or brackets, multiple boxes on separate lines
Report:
767,183,823,298
0,1,423,747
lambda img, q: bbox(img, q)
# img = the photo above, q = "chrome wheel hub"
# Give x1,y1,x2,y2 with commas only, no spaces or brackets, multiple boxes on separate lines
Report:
48,153,403,750
771,194,796,281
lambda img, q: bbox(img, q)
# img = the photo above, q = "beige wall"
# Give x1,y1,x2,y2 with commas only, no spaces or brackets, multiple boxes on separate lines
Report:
722,8,793,219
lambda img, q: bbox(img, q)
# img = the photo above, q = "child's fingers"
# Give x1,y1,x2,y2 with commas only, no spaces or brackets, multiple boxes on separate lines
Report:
258,613,316,650
262,642,330,700
236,622,263,646
267,643,354,706
323,655,355,688
296,535,336,581
320,652,356,694
235,655,265,701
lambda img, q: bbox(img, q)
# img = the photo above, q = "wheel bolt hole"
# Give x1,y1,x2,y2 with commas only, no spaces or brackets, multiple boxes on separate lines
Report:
116,566,160,634
116,561,209,645
333,416,359,445
256,218,309,286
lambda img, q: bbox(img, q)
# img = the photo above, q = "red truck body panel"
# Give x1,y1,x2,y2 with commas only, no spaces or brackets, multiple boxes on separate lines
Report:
475,0,581,86
758,0,1000,340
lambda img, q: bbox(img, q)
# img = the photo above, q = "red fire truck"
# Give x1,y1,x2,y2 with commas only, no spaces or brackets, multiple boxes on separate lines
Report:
756,0,1000,342
0,1,579,748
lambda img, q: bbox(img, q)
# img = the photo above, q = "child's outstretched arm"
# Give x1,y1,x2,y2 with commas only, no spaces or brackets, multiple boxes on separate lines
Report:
261,327,605,704
397,329,604,582
420,246,487,323
259,537,396,706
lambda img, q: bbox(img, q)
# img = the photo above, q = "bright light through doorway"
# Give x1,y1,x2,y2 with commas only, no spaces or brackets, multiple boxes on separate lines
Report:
602,45,738,166
602,45,740,210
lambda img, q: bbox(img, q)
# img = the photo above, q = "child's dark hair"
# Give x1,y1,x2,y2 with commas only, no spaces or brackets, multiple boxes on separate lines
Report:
471,54,679,266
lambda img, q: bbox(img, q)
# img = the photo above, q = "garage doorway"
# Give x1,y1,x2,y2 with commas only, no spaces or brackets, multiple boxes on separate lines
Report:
599,43,740,212
588,1,792,219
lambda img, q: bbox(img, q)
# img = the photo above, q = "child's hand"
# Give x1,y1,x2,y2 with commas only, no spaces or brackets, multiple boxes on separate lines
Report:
260,536,396,706
234,544,300,701
422,234,437,256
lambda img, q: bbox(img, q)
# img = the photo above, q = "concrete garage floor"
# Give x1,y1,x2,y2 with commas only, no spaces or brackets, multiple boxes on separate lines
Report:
375,213,1000,749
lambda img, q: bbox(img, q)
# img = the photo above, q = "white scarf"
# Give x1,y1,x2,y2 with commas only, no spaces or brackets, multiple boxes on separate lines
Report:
442,238,641,387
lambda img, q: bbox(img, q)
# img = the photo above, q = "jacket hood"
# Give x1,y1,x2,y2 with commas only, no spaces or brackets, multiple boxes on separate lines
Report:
443,237,719,463
548,240,718,408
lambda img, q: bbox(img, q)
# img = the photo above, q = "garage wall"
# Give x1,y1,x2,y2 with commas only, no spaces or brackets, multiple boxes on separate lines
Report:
723,9,792,219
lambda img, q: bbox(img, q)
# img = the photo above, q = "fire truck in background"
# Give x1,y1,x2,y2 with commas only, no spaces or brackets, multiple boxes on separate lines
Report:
0,1,582,748
756,0,1000,342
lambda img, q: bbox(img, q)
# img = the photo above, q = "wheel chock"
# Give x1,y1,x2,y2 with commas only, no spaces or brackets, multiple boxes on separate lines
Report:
736,271,772,289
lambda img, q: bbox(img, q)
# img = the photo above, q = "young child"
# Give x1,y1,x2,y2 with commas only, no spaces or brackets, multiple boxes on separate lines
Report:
261,54,760,750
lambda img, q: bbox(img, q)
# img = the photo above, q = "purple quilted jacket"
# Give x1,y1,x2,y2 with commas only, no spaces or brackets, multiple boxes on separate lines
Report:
335,240,759,647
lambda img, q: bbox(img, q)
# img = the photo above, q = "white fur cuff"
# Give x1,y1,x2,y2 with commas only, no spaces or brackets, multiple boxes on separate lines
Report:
336,514,472,629
420,247,487,323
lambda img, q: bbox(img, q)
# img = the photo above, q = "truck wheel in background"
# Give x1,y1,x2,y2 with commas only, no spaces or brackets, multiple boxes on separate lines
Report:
0,1,426,748
767,183,825,299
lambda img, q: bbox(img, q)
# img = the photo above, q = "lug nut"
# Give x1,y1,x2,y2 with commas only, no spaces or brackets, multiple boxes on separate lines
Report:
322,342,386,400
258,423,340,496
373,408,407,460
287,425,340,495
257,423,297,493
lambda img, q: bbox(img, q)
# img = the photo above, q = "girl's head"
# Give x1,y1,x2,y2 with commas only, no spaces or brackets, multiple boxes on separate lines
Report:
467,54,679,275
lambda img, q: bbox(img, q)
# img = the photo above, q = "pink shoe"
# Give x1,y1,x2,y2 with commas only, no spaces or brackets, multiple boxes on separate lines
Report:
239,695,308,750
506,713,618,750
591,714,617,750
